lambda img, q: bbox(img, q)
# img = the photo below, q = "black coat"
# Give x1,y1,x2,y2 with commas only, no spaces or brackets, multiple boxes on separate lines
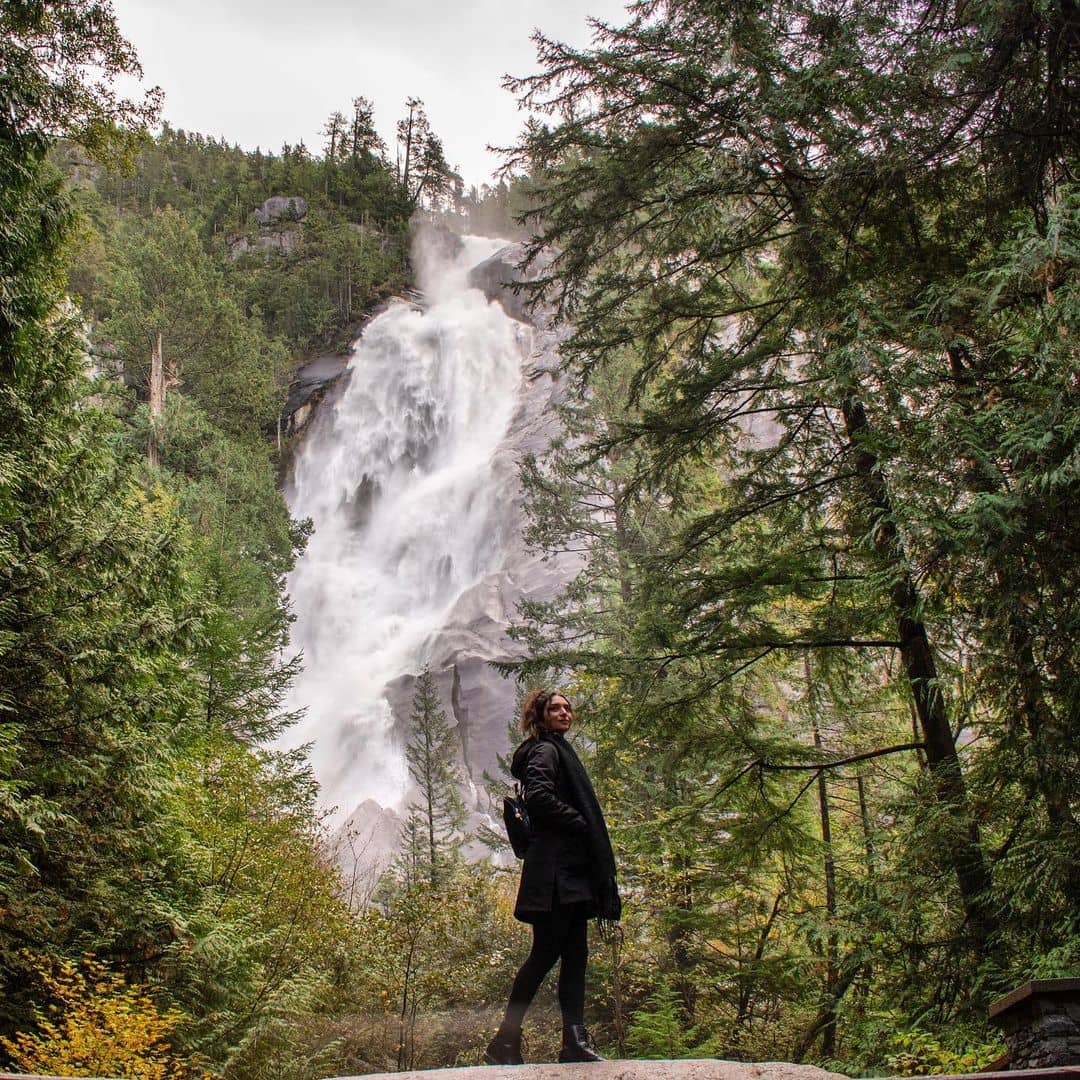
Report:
510,732,612,923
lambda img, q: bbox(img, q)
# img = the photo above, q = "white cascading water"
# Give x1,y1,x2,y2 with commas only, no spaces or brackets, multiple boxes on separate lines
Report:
283,233,529,819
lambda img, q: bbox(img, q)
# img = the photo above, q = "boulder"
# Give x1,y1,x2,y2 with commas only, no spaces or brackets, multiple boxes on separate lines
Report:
467,243,553,325
254,194,309,224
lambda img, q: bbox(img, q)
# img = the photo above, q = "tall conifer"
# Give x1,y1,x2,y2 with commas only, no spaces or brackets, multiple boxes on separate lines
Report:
401,668,466,887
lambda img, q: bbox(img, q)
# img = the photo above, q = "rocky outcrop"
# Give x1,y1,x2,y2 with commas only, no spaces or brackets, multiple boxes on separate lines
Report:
281,348,354,442
254,194,308,224
467,243,554,324
226,195,309,260
417,219,465,265
329,799,404,906
329,1060,849,1080
227,228,301,259
57,142,102,189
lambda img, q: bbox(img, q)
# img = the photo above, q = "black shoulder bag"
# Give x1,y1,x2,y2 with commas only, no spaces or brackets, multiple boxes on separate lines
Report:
502,782,532,858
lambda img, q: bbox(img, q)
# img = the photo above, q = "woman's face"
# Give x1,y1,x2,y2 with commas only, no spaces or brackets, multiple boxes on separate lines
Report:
542,694,573,734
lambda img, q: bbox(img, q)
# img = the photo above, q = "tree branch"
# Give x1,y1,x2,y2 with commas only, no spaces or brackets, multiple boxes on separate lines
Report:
755,742,926,774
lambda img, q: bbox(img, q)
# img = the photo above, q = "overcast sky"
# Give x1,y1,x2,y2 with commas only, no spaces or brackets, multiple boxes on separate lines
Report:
109,0,629,189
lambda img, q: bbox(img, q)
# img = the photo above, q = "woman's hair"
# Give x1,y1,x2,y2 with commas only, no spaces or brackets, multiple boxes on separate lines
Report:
519,688,573,737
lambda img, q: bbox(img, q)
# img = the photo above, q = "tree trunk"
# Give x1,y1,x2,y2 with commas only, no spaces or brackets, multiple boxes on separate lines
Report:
856,770,876,876
731,889,784,1054
609,931,627,1057
148,331,164,468
792,950,862,1062
777,160,988,944
1009,619,1074,826
811,706,839,1057
842,398,992,951
665,846,698,1022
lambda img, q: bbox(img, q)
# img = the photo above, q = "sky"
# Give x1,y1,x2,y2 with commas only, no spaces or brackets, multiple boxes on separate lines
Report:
109,0,629,190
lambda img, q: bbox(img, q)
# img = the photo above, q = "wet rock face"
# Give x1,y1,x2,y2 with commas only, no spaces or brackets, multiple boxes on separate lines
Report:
467,243,554,324
319,244,576,874
417,221,465,265
281,350,354,439
279,295,423,449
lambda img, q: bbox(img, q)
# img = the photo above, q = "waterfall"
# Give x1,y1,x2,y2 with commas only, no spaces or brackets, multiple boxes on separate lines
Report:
283,232,531,819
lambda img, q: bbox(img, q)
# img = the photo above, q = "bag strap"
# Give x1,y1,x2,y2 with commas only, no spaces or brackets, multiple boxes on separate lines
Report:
515,737,539,800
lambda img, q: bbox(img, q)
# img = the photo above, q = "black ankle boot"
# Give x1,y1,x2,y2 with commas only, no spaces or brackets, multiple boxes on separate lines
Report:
558,1024,604,1063
484,1028,523,1066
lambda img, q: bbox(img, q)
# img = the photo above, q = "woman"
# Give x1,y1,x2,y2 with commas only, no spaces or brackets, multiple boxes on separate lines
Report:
485,689,621,1066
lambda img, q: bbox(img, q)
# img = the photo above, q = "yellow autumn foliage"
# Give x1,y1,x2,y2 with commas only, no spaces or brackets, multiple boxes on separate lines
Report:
0,955,202,1080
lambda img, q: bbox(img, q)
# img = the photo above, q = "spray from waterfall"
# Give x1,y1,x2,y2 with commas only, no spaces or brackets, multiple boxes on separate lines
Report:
283,230,529,819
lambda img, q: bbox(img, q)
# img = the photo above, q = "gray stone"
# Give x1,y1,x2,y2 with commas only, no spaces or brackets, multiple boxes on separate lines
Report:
467,243,554,325
227,228,301,259
418,220,466,264
989,978,1080,1069
328,1061,849,1080
279,295,423,446
254,194,309,224
58,142,102,189
282,351,353,423
329,799,403,908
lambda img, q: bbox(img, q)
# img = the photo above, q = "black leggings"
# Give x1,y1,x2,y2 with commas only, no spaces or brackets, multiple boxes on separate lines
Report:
502,903,589,1029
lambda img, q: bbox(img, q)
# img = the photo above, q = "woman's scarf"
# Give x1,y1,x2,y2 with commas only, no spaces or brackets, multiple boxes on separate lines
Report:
542,732,622,927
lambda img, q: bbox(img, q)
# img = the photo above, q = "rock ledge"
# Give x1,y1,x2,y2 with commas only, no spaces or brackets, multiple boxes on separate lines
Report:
329,1060,847,1080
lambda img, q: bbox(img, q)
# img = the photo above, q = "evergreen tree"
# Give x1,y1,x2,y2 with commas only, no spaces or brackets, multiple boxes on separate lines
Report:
349,96,385,162
0,9,364,1077
395,98,457,211
0,0,160,161
103,208,291,439
0,0,202,1032
400,668,466,887
504,0,1080,1061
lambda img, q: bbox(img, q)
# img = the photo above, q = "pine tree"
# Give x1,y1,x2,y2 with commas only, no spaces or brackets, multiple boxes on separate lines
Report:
395,98,457,211
401,668,466,887
503,0,1080,1056
0,0,203,1033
